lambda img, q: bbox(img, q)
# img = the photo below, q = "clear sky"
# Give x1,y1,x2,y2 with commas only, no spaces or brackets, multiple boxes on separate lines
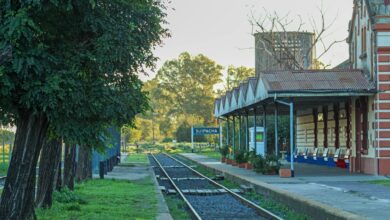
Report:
143,0,354,81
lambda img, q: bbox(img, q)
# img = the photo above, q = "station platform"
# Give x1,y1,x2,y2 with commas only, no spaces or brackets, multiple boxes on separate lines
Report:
180,153,390,220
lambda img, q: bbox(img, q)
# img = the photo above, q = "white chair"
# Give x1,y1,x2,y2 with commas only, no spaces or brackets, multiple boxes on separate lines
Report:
294,147,299,159
333,148,341,162
323,148,329,161
313,148,319,160
303,148,309,159
344,149,351,163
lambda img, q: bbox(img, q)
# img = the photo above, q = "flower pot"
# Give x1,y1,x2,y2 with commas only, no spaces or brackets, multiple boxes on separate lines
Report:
231,161,238,166
238,163,246,168
244,163,253,170
279,168,292,178
221,157,227,163
226,159,232,164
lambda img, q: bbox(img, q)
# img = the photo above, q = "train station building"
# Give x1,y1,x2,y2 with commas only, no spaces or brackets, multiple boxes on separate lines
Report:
214,0,390,175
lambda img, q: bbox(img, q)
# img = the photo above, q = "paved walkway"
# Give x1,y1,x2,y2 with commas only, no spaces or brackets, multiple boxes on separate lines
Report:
101,153,172,220
181,153,390,220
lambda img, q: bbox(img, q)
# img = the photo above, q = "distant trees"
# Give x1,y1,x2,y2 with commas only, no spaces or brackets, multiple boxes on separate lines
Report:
124,53,258,144
156,52,224,125
0,1,167,219
127,52,224,143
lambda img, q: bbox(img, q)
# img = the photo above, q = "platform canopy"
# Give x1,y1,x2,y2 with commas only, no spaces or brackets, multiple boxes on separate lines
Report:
214,69,376,117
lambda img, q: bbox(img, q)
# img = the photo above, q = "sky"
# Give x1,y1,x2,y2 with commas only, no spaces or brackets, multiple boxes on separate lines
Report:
142,0,354,81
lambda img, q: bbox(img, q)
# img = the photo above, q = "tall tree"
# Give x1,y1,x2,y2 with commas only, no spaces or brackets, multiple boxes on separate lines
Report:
156,52,223,125
0,1,167,219
76,146,92,182
63,144,77,190
36,138,62,208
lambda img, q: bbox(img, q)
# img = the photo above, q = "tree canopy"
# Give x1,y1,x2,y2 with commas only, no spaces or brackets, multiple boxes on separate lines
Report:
156,52,223,124
0,1,168,218
0,0,168,146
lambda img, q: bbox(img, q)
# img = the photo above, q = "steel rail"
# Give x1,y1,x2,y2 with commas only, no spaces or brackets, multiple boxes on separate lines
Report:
165,153,283,220
150,154,202,220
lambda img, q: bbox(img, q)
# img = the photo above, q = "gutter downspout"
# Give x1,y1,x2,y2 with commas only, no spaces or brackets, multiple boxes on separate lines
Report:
274,93,295,177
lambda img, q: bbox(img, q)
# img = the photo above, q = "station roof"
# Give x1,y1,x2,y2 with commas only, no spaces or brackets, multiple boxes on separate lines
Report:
215,69,376,117
261,69,376,94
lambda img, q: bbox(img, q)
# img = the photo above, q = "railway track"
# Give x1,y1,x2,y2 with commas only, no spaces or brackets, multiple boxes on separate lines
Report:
149,153,282,220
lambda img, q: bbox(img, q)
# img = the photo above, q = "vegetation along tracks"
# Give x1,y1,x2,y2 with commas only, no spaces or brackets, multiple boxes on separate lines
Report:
149,153,282,220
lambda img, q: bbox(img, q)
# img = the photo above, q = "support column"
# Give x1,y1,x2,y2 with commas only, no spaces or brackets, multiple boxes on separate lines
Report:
226,117,229,146
218,118,222,149
346,102,351,149
253,108,257,154
313,108,318,147
238,115,242,151
323,106,328,148
246,112,249,152
232,116,236,157
290,101,295,177
263,105,267,155
334,103,340,149
275,104,278,158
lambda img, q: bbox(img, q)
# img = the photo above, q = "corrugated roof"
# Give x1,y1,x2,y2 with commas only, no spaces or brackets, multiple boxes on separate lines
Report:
226,91,232,106
215,99,221,111
221,95,226,107
261,69,376,93
248,77,258,94
240,82,249,100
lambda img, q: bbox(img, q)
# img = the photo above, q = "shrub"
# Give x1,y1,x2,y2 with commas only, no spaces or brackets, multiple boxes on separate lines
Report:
54,187,87,205
251,154,266,173
234,150,248,164
219,145,229,158
251,154,280,174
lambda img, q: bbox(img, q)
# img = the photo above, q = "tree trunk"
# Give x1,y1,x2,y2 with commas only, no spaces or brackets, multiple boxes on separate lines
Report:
0,112,49,220
36,138,62,208
54,147,62,191
63,144,77,190
76,146,92,182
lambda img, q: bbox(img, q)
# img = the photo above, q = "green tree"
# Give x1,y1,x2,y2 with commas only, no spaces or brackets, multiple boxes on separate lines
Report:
156,52,223,125
0,1,167,218
226,65,255,91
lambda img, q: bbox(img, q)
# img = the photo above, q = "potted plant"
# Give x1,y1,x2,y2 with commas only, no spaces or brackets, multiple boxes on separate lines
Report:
219,145,229,163
244,151,255,169
251,154,266,173
263,155,281,175
235,150,247,168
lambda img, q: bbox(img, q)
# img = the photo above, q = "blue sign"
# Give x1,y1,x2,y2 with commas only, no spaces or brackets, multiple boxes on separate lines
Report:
193,127,220,136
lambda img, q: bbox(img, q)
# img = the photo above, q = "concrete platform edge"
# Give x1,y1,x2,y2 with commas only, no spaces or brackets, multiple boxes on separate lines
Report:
179,154,364,220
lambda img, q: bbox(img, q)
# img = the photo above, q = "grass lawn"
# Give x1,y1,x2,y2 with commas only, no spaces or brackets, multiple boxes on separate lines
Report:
367,180,390,186
125,153,148,164
36,178,157,220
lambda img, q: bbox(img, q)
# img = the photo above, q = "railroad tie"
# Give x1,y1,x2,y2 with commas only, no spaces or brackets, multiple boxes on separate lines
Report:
172,177,205,181
181,188,229,195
